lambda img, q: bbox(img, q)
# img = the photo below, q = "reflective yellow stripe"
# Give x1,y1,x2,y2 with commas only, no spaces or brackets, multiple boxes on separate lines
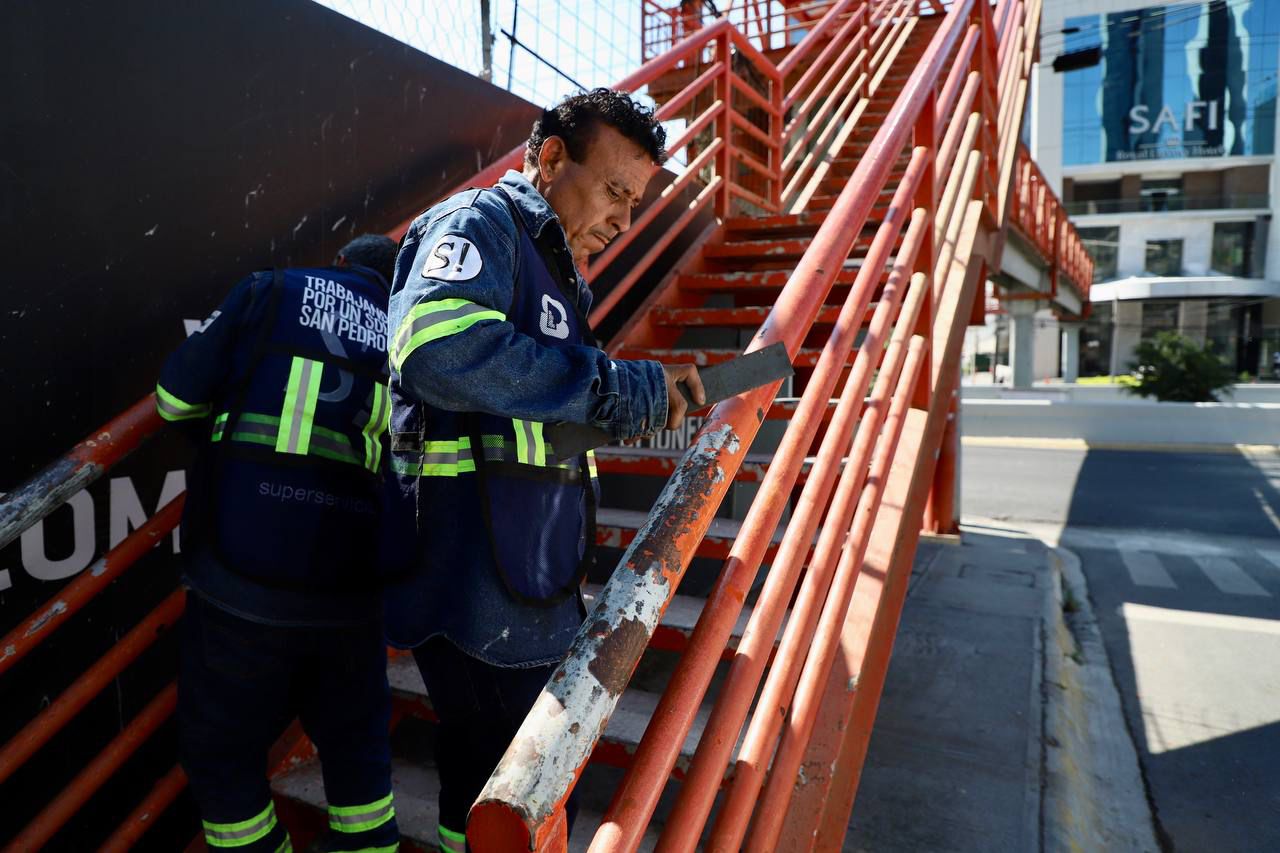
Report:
391,298,505,370
277,357,322,454
513,419,552,466
361,382,391,472
438,824,466,852
202,802,277,847
329,792,395,833
156,384,211,421
529,420,546,467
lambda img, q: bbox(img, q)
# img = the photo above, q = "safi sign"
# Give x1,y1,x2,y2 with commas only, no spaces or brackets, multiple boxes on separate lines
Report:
1061,1,1278,165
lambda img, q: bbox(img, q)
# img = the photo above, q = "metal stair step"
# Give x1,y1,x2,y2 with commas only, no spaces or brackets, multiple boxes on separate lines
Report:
650,303,854,328
272,757,662,852
723,192,899,238
613,347,855,368
597,506,808,566
385,659,717,769
702,235,873,260
676,268,862,291
594,444,800,484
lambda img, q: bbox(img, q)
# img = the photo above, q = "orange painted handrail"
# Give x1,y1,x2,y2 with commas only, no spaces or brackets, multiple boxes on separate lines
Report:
1010,142,1093,301
0,589,185,784
4,683,179,853
0,495,184,677
0,394,164,551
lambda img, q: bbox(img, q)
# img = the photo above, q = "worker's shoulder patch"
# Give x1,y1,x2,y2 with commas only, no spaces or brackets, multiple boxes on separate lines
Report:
422,234,483,282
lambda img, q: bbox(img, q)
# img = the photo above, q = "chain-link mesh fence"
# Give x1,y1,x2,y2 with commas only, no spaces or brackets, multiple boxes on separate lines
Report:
314,1,644,107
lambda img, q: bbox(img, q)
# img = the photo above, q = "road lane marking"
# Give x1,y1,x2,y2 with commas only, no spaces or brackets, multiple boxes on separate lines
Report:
1254,488,1280,535
1259,550,1280,572
1191,556,1270,597
1121,602,1280,636
1120,550,1177,589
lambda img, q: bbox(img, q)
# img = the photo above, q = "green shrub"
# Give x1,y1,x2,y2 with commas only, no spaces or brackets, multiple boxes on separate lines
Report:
1125,332,1235,402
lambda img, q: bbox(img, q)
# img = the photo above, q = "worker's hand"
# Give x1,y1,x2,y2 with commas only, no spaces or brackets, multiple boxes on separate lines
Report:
661,363,706,430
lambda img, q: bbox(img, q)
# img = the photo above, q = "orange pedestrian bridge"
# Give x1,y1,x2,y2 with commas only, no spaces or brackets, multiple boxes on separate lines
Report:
0,1,1089,849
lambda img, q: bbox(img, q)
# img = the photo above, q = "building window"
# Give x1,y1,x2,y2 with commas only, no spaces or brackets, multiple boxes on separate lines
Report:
1145,239,1183,276
1069,180,1123,215
1078,226,1119,282
1140,178,1182,212
1142,301,1180,338
1211,222,1255,277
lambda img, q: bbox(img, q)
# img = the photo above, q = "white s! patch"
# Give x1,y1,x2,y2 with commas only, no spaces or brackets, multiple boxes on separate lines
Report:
540,294,570,340
422,235,483,281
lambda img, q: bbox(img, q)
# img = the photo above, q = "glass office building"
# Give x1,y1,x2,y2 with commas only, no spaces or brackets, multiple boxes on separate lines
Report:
1033,0,1280,379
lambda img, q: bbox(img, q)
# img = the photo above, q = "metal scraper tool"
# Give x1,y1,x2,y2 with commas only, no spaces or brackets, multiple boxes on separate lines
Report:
544,342,794,464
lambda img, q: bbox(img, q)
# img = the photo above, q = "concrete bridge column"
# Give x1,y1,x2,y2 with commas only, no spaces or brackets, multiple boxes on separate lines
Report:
1060,322,1081,383
1008,300,1038,389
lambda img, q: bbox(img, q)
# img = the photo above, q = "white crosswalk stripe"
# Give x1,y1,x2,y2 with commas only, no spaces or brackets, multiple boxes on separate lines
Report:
1258,550,1280,572
1192,556,1271,597
1120,549,1177,589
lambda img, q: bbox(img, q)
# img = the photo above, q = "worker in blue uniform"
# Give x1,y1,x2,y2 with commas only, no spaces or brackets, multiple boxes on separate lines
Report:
383,89,704,850
156,234,401,853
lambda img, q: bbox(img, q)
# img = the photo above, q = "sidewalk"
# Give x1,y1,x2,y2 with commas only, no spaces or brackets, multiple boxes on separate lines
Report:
845,525,1046,851
845,521,1159,852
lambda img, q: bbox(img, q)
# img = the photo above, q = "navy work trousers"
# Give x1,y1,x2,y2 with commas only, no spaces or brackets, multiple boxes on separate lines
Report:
412,637,578,850
179,593,398,852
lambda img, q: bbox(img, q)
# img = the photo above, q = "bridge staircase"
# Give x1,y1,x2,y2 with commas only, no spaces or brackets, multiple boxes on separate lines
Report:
0,1,1090,850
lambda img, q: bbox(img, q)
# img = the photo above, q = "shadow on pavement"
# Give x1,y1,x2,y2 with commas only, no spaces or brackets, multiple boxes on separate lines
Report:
1064,448,1280,852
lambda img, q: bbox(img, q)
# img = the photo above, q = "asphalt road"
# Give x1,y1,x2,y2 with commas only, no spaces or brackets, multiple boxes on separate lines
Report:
962,443,1280,853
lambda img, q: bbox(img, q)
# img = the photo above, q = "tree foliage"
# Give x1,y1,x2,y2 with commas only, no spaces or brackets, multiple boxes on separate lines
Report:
1124,331,1235,403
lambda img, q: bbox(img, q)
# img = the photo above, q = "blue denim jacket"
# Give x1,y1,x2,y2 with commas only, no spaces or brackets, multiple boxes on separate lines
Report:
390,170,667,436
381,171,667,666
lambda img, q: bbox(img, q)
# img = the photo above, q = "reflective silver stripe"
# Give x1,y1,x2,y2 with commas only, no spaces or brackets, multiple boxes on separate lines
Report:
363,383,390,472
393,303,489,353
157,395,203,419
310,431,361,463
328,798,395,831
203,803,277,846
280,358,321,454
234,420,277,439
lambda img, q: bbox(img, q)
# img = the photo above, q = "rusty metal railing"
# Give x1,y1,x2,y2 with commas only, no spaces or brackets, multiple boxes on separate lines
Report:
466,1,1060,850
0,402,187,851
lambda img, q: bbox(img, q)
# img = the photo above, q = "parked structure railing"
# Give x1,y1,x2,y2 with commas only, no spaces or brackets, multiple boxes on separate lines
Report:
1065,192,1271,216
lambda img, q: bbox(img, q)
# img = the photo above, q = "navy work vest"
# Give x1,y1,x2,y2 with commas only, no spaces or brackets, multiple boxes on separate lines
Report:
193,266,391,591
387,195,599,609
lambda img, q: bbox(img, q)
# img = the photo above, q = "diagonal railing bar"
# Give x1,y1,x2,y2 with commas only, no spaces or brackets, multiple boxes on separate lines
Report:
0,395,163,551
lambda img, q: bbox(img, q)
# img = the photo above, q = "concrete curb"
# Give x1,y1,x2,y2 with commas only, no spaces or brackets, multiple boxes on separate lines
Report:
960,397,1280,447
1041,545,1160,853
961,436,1280,457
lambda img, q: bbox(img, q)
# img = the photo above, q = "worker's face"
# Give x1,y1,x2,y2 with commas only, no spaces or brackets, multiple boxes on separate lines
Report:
530,124,653,264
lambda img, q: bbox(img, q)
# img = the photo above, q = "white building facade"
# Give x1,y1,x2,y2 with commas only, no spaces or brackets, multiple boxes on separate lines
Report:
1030,0,1280,379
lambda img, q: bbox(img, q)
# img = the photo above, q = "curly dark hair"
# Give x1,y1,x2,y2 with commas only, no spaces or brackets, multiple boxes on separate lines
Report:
525,88,667,168
336,234,398,282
